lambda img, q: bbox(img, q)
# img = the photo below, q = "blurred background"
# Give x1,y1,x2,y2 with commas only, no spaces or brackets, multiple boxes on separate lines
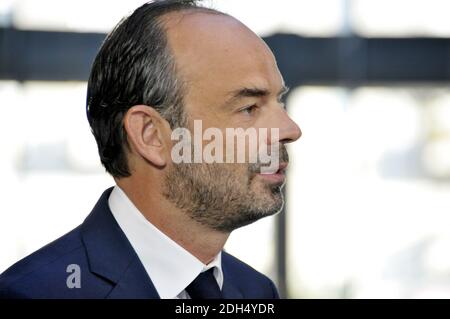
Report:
1,0,450,298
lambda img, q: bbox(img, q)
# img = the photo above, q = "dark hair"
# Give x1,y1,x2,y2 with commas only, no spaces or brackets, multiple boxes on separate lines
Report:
86,0,222,178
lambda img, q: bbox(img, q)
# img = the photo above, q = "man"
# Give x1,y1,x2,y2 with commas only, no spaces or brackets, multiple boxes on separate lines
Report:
0,0,301,299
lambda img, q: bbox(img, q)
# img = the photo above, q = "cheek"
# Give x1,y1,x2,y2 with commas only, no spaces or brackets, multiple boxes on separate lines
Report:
220,163,249,183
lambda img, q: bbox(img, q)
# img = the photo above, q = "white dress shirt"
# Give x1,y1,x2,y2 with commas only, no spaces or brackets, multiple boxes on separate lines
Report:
108,185,223,299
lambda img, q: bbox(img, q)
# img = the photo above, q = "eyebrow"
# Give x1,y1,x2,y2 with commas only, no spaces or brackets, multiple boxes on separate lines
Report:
225,85,290,105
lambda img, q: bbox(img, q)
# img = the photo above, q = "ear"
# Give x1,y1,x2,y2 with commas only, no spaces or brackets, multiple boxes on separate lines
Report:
123,105,167,168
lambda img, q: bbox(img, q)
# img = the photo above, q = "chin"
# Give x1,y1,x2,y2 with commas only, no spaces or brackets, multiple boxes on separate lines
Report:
256,189,285,216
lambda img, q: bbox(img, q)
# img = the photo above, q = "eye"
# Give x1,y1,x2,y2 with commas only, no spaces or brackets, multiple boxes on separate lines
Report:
240,104,258,115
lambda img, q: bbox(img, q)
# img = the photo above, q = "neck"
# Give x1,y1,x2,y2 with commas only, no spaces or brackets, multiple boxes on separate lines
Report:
116,177,230,264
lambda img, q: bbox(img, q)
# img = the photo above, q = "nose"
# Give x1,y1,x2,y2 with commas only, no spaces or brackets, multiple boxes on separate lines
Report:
274,108,302,145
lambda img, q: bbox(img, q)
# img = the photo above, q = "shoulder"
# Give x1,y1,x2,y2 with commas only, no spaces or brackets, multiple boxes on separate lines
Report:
222,251,280,299
0,226,108,299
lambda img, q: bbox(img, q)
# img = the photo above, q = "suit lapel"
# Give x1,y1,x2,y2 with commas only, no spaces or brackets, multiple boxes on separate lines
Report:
80,187,160,299
106,257,160,299
81,187,248,299
221,256,244,299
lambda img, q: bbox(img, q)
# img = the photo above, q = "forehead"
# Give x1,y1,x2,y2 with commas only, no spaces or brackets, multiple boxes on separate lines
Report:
163,11,283,106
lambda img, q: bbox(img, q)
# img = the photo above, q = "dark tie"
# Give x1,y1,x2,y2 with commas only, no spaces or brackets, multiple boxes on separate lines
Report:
185,268,223,299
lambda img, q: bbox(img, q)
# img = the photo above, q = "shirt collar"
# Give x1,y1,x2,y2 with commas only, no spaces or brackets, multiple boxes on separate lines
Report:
108,185,223,299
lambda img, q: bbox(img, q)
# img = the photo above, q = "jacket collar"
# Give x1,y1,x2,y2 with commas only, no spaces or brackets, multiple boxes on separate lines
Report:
80,187,244,299
80,187,159,298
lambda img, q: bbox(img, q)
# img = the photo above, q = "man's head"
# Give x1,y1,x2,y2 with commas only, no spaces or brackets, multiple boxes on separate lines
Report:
87,0,301,233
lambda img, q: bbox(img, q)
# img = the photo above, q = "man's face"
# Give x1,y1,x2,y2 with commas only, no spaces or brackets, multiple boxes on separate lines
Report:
162,12,301,233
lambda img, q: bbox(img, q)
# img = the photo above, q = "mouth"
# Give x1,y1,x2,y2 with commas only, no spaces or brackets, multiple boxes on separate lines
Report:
256,162,288,184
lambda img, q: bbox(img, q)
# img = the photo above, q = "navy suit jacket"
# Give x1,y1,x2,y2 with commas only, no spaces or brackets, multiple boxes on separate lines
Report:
0,188,279,299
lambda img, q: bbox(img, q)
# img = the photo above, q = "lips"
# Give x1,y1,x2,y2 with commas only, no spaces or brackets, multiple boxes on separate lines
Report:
259,162,288,175
257,162,288,184
276,162,288,174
